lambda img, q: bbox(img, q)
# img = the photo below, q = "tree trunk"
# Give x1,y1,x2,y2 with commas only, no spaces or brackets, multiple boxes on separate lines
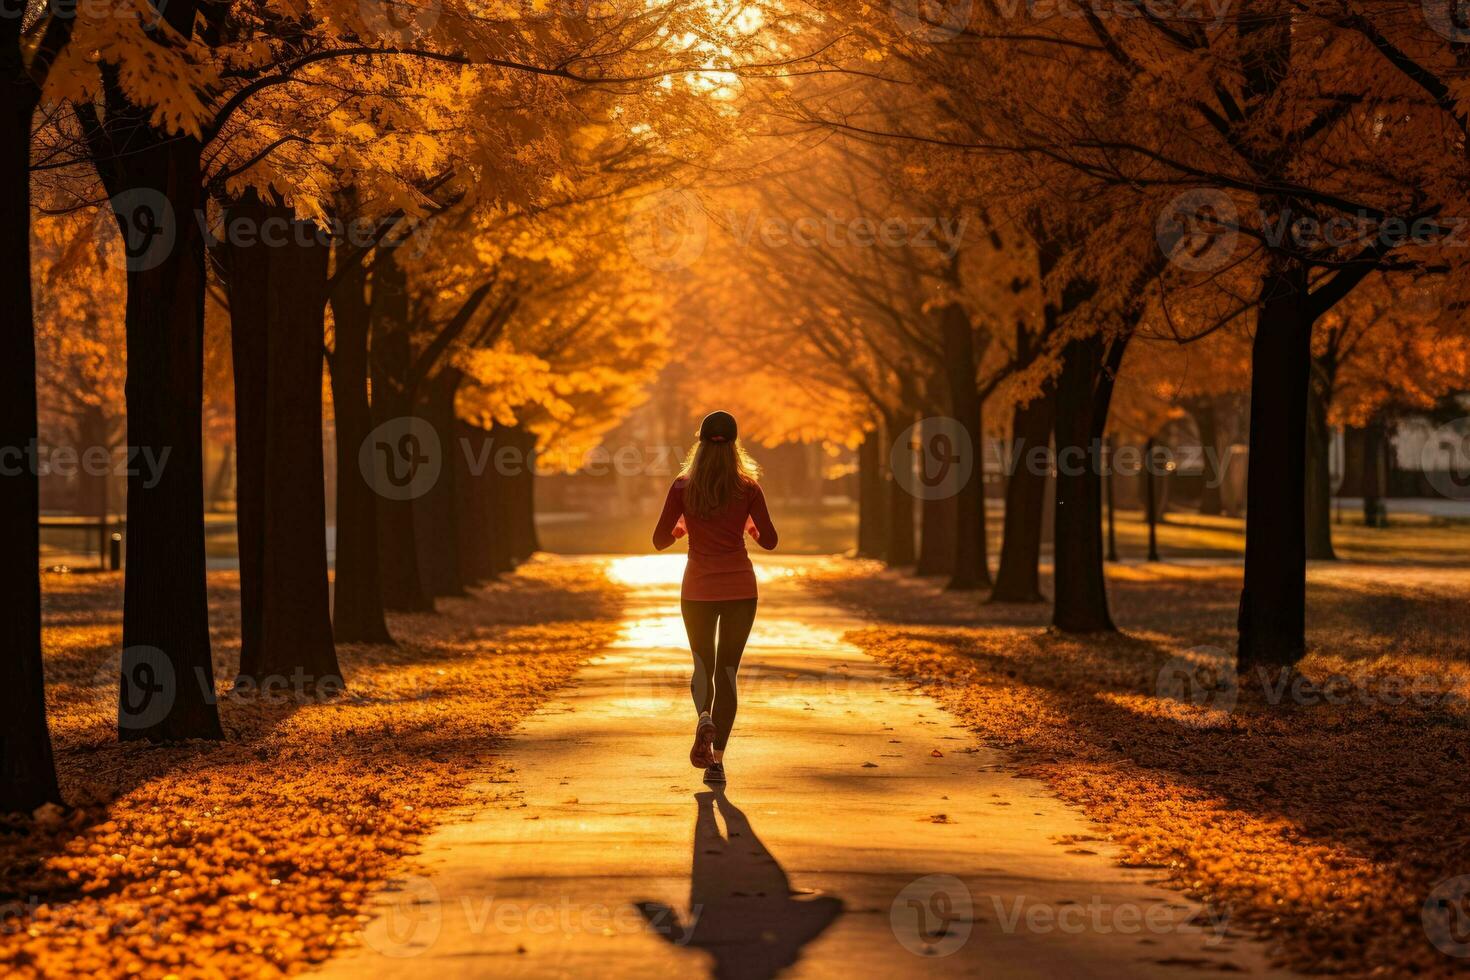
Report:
415,370,467,596
328,269,394,643
991,389,1054,603
856,427,886,558
1362,416,1388,528
103,114,222,741
523,431,541,557
222,198,341,689
475,424,517,576
224,198,269,678
1052,337,1116,633
882,410,916,567
77,407,114,553
938,303,990,589
485,433,518,575
456,421,497,584
259,216,337,686
371,387,435,610
0,85,61,809
496,422,539,563
1192,397,1224,516
1304,366,1336,560
369,261,434,611
1238,260,1312,669
916,493,957,576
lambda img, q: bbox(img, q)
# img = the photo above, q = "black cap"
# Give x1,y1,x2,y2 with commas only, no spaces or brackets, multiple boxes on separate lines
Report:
699,411,738,443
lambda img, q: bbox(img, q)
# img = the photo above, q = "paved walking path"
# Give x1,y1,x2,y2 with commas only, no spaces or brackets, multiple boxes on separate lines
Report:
317,555,1289,979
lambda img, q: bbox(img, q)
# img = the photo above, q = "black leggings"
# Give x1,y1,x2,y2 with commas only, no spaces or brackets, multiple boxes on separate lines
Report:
680,598,757,751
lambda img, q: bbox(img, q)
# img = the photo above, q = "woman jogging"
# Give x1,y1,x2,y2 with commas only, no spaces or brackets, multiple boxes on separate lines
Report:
652,411,778,785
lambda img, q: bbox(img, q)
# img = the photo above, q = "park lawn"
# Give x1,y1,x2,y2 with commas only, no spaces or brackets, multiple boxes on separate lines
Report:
805,557,1470,977
0,558,622,979
1107,508,1470,563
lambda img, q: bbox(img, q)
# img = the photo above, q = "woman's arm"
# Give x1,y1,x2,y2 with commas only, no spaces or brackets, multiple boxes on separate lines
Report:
652,482,684,551
748,484,779,551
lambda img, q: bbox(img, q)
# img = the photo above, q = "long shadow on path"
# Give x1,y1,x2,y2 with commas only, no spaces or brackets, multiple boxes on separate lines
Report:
635,790,843,980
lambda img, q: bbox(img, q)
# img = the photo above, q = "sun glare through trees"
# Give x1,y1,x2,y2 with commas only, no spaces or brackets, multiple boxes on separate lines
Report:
3,0,1470,977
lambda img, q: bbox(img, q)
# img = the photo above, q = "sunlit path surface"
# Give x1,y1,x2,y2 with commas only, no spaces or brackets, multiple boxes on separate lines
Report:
316,556,1291,979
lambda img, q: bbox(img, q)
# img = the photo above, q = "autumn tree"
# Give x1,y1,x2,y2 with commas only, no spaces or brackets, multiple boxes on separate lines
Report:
2,0,79,809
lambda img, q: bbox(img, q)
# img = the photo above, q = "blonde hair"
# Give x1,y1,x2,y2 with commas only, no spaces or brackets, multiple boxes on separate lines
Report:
679,438,761,519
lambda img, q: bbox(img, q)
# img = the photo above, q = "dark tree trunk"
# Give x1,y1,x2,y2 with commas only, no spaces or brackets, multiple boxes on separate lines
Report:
456,421,498,585
258,217,338,685
0,85,61,809
415,370,467,596
224,198,269,677
1052,337,1119,633
938,303,990,589
371,384,435,611
478,425,516,576
328,270,394,643
991,389,1054,603
1362,416,1388,528
1304,366,1336,560
485,436,518,575
1238,260,1312,669
221,198,341,689
1192,397,1225,516
882,410,916,567
495,422,539,563
76,407,114,549
916,492,957,576
856,427,886,558
486,423,525,567
368,261,434,612
101,105,222,741
522,432,541,557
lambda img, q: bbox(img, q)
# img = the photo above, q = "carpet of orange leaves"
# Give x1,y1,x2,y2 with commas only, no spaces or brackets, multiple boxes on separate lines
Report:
0,558,621,978
805,558,1470,977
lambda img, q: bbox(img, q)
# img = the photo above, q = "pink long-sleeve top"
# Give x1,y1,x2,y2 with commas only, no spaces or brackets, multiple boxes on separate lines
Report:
652,477,778,600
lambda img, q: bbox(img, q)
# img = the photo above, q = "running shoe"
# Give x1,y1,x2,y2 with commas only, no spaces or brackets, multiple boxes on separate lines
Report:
689,712,716,769
703,761,726,785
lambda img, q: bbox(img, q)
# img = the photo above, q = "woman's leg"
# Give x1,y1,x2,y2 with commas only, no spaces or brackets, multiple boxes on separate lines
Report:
710,598,758,753
681,599,719,716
